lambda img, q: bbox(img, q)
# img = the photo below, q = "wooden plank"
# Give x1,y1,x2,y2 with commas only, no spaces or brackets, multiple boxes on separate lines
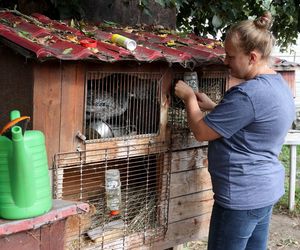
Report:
86,61,169,73
171,133,207,150
60,62,85,152
0,200,89,236
170,168,212,198
169,190,213,223
33,62,62,166
152,212,211,250
84,137,168,162
55,138,168,166
122,229,166,250
0,229,40,250
41,220,65,250
64,204,96,248
40,225,51,250
87,219,125,242
289,145,297,211
171,147,208,173
284,130,300,145
49,220,65,250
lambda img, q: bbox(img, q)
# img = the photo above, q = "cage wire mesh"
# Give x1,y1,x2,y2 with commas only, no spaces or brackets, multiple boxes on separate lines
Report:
84,72,162,142
53,142,170,249
51,69,227,249
169,70,228,132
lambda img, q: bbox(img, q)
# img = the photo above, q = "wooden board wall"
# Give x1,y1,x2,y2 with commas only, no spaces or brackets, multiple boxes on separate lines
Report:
153,147,213,249
33,62,62,166
0,220,65,250
33,61,85,165
60,63,85,152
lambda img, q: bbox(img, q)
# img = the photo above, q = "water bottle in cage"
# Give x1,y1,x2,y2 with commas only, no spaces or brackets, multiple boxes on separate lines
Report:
105,169,121,216
183,72,199,92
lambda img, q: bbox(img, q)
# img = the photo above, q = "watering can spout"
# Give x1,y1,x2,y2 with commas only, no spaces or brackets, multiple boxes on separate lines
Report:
12,125,22,141
10,110,21,121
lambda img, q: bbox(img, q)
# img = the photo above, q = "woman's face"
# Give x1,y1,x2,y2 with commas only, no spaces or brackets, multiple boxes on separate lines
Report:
224,38,251,79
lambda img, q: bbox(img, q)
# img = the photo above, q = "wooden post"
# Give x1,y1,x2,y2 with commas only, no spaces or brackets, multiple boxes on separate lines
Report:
289,145,297,211
284,130,300,211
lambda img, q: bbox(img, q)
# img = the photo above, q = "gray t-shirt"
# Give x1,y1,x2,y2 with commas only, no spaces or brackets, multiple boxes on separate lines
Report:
204,74,295,210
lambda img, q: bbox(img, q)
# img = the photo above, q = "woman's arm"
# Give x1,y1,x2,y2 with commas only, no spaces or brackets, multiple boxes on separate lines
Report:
175,80,221,141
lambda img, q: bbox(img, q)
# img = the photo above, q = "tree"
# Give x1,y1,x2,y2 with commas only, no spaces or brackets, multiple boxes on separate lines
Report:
172,0,300,51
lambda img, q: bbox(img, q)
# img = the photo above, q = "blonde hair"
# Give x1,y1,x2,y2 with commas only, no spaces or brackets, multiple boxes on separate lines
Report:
226,12,275,59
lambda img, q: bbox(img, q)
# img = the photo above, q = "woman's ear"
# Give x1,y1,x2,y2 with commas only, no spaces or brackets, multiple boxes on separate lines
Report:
249,50,260,65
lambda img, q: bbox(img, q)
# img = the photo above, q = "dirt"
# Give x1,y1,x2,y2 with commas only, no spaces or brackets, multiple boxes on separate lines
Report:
268,213,300,249
185,212,300,250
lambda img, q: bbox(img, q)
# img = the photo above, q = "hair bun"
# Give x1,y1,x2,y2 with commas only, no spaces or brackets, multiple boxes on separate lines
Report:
254,11,273,30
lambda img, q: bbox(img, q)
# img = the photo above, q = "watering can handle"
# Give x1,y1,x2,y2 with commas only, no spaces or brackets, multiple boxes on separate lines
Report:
0,116,30,135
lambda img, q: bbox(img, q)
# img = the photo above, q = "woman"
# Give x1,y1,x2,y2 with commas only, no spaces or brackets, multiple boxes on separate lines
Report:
175,12,295,250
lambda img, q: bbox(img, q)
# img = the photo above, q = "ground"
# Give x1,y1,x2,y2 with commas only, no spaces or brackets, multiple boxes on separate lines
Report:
184,212,300,250
268,213,300,249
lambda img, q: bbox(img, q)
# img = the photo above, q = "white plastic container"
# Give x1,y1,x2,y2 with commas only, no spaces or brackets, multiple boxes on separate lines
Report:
111,34,137,51
184,72,199,92
105,169,121,215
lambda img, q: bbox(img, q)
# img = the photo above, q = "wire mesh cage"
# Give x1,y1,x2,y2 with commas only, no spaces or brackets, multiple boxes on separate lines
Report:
169,70,228,132
53,142,170,249
84,72,162,142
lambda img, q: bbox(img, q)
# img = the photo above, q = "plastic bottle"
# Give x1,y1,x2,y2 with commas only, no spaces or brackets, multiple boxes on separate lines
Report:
111,34,137,51
184,72,199,92
105,169,121,215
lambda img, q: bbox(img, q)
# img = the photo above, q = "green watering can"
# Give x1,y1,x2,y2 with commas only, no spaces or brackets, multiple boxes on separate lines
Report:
0,110,52,219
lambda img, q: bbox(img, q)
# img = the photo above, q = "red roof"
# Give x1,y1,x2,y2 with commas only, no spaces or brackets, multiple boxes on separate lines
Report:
0,10,297,69
0,10,225,68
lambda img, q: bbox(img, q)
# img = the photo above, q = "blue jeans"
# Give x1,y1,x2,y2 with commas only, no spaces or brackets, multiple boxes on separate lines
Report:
208,202,273,250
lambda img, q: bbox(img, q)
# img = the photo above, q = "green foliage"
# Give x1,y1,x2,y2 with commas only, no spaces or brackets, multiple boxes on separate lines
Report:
275,184,300,216
145,0,300,51
280,145,290,169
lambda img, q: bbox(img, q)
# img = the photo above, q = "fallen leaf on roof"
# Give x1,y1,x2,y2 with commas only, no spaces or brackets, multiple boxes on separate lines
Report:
123,27,133,33
89,47,99,53
34,35,54,45
167,40,176,47
18,30,30,38
66,35,79,43
159,34,168,38
63,48,73,54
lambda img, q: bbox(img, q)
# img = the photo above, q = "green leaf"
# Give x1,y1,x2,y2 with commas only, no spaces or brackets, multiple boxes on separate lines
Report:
17,31,30,38
103,20,118,27
62,48,73,54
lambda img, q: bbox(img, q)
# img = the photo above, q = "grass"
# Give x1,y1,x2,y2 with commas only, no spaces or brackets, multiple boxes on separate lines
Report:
275,145,300,216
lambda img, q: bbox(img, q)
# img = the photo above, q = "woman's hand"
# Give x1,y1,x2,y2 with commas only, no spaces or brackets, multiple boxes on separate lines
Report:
195,92,217,111
174,80,195,103
174,80,221,141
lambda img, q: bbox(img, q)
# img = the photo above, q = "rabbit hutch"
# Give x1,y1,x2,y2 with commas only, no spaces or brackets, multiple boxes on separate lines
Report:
0,10,296,250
